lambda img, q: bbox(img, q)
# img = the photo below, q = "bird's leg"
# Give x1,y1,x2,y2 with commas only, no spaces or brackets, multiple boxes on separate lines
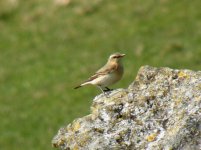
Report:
97,86,109,98
104,87,113,92
97,86,105,93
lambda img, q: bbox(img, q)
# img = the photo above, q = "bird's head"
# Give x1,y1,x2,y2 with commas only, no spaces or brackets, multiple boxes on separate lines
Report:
108,53,125,63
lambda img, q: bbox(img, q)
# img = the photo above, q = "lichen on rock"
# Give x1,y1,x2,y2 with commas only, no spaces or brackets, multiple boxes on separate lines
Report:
52,66,201,150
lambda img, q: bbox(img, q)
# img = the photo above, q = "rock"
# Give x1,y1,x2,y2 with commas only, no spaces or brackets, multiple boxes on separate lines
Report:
52,66,201,150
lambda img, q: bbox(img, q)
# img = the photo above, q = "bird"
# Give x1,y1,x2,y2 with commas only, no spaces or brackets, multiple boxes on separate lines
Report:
74,53,125,95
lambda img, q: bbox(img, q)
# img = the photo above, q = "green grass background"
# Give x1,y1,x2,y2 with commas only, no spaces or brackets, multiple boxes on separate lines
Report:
0,0,200,149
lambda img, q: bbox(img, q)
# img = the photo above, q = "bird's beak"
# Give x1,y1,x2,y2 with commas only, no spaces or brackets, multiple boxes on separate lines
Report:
120,54,125,57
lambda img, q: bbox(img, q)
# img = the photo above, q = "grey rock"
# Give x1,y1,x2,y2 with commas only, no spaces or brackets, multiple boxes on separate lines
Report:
52,66,201,150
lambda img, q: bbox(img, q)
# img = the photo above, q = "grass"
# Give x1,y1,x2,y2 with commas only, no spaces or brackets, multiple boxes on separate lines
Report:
0,0,200,149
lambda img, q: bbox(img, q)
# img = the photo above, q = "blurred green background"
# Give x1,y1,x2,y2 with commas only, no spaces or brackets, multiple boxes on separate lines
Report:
0,0,200,149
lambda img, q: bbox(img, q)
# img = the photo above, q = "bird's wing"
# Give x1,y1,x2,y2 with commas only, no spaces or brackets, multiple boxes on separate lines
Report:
85,63,117,82
96,63,117,74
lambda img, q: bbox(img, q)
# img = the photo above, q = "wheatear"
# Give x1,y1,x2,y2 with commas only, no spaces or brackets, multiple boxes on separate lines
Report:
74,53,125,95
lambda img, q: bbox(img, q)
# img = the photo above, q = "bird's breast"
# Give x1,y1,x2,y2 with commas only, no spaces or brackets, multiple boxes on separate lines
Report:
100,65,124,87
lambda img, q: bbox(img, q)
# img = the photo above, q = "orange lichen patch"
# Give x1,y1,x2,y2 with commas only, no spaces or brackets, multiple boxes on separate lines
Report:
73,145,79,150
58,139,65,147
178,71,189,79
76,132,91,147
91,105,101,119
146,133,158,142
174,99,182,106
72,121,81,132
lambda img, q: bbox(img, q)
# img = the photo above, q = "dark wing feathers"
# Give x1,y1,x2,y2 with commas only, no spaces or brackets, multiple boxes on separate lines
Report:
74,63,117,89
85,63,117,82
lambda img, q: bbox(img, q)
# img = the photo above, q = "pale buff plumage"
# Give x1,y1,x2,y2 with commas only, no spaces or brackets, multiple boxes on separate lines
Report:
74,53,125,94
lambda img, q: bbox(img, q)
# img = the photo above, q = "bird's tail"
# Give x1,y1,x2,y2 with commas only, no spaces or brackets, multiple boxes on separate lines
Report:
74,81,90,89
74,85,82,89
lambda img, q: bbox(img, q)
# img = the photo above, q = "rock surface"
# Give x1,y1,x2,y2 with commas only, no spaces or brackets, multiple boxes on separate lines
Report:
52,66,201,150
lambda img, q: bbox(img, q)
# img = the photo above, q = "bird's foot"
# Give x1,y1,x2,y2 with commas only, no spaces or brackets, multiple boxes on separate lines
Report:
103,87,114,98
103,87,113,92
97,86,112,98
